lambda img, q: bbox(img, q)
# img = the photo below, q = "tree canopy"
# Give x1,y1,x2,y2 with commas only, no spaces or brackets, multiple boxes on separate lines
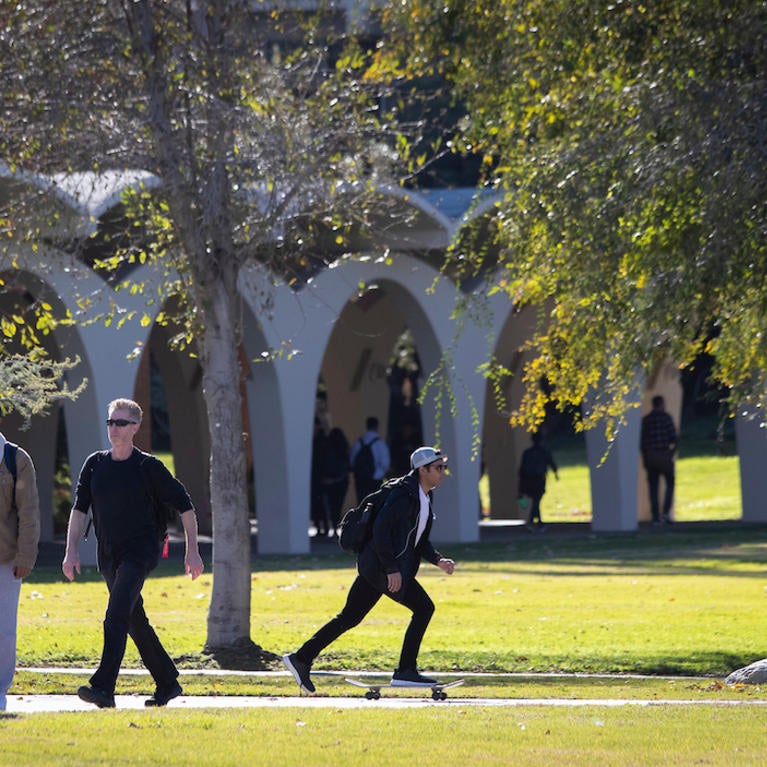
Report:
387,0,767,434
1,1,430,656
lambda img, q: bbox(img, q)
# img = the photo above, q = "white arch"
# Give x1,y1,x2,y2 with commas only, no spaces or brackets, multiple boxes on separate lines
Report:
7,244,166,555
239,252,509,552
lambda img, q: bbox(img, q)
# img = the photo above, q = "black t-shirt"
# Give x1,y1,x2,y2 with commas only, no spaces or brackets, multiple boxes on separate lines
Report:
73,447,192,560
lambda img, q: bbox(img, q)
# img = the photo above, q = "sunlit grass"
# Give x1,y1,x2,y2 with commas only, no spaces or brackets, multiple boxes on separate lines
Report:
2,704,767,767
8,443,763,767
16,527,767,677
480,450,741,523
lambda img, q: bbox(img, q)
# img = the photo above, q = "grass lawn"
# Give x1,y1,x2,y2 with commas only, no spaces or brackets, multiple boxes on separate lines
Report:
480,439,741,523
3,705,767,767
13,527,767,678
5,444,765,766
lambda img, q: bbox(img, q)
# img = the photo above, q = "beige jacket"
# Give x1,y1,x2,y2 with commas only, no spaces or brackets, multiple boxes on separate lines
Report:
0,435,40,569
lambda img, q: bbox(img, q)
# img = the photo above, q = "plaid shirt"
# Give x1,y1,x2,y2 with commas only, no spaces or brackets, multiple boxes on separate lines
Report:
640,410,677,453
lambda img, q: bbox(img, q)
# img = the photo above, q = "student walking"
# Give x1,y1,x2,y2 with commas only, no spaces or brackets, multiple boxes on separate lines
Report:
0,430,40,711
62,398,204,708
350,416,390,503
283,446,455,693
518,432,559,530
640,395,678,525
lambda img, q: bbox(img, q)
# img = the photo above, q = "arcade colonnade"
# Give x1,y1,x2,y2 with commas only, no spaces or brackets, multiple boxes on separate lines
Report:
2,170,766,558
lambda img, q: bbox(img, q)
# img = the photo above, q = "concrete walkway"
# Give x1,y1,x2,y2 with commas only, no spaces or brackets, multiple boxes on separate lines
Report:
6,693,767,713
6,669,767,713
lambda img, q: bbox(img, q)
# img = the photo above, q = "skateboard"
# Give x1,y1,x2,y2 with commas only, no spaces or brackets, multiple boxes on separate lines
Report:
345,677,464,701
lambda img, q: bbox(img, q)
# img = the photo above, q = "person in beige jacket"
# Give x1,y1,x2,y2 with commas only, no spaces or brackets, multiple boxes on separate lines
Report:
0,431,40,711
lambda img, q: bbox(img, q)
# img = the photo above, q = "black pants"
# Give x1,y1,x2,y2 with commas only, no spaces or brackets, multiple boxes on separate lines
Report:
647,467,675,521
296,574,435,672
519,472,546,525
90,555,178,694
527,492,544,525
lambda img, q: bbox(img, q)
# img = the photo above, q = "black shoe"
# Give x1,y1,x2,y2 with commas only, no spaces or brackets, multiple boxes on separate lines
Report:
77,684,115,708
283,653,315,694
391,669,438,687
145,680,183,707
663,514,674,525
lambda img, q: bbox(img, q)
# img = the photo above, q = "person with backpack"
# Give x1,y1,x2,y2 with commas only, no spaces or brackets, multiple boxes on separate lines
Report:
0,429,40,711
61,398,204,709
350,416,390,503
283,445,455,694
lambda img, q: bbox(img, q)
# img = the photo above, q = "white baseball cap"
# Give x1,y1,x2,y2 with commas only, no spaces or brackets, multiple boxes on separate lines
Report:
410,446,447,470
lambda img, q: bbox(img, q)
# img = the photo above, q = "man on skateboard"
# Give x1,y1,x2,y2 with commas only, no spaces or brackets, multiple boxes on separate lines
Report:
284,446,455,693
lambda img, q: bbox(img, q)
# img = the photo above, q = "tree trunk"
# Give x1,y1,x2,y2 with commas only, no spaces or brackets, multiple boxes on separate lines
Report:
199,281,252,650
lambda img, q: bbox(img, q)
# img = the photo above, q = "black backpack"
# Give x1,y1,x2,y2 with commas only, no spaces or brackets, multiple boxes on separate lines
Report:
138,452,180,538
338,477,403,554
352,436,379,483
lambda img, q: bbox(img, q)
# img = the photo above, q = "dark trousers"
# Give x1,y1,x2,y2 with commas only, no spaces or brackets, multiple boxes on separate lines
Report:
90,556,177,694
527,493,544,525
322,478,349,530
296,574,435,672
647,467,675,521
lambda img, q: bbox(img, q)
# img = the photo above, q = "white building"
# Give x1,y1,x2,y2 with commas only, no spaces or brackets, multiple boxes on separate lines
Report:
2,165,765,558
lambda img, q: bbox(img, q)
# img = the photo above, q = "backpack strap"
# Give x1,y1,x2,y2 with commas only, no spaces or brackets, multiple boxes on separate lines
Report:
138,451,172,557
81,450,108,541
3,442,18,513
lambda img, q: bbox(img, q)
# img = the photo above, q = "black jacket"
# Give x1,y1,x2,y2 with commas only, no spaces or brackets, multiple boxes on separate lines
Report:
357,472,442,597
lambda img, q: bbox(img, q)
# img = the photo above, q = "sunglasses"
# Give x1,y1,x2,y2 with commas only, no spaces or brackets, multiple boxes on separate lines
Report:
106,418,137,427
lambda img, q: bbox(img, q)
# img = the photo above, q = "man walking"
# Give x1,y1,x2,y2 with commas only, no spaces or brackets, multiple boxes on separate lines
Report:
640,395,678,525
62,398,204,708
517,431,558,530
0,430,39,711
283,446,455,694
350,416,390,503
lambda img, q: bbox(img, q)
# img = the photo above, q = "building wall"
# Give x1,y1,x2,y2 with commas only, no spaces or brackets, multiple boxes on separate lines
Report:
2,174,762,559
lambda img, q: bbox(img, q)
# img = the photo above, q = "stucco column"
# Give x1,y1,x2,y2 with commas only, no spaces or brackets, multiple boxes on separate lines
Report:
586,405,642,532
736,409,767,522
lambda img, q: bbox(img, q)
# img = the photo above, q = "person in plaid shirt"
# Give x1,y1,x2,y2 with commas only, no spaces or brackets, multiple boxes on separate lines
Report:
640,395,678,525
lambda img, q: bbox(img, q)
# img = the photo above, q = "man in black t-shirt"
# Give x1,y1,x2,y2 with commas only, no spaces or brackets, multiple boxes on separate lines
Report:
62,398,203,709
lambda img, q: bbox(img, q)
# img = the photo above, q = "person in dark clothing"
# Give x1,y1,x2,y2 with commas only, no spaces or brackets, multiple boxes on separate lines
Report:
319,427,350,537
283,446,455,694
517,432,559,530
62,398,203,709
640,395,678,525
311,417,329,535
350,416,391,503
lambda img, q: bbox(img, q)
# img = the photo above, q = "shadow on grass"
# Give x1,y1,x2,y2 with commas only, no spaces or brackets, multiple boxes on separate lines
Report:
30,524,767,584
177,638,281,671
429,651,756,677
